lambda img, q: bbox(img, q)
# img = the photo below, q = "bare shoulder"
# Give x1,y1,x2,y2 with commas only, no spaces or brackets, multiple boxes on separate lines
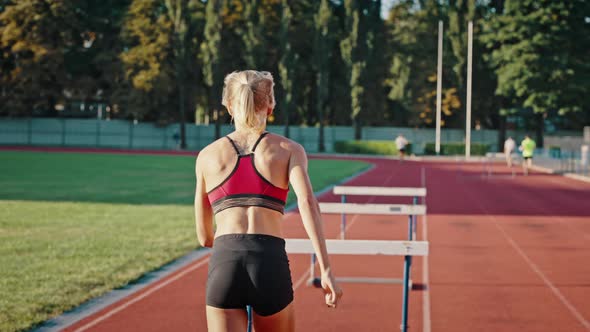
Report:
196,137,228,168
267,133,305,155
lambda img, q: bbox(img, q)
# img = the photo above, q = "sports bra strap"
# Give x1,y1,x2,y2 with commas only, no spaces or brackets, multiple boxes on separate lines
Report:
225,136,240,154
226,132,268,155
252,132,268,152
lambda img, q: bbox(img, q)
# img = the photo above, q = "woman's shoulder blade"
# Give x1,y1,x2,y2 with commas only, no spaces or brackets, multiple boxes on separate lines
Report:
198,137,230,159
267,132,301,150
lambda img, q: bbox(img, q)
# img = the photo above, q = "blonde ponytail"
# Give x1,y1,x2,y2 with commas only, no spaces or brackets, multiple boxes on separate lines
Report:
222,70,275,133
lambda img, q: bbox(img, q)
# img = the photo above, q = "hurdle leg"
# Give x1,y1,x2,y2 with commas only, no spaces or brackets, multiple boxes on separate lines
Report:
340,195,347,239
307,253,316,285
403,211,417,331
407,211,414,289
400,255,411,332
247,305,252,332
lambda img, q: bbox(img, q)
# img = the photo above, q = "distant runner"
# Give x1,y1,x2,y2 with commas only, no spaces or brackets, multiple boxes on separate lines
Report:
519,134,536,175
395,134,409,161
504,136,516,168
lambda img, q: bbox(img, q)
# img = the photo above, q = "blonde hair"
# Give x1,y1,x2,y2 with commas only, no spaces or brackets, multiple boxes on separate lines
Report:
222,70,275,133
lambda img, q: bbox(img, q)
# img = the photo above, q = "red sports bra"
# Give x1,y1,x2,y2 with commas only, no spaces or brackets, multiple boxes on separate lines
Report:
207,132,289,214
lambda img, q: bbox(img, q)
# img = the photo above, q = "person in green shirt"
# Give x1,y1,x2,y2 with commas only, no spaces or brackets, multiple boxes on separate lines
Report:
519,134,536,175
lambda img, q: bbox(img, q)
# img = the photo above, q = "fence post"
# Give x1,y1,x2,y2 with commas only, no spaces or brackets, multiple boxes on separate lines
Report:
61,118,66,146
162,125,167,149
129,121,134,148
96,119,101,147
28,117,32,144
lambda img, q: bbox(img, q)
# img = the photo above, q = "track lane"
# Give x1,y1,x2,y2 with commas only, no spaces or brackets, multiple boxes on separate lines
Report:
58,157,590,332
428,161,590,332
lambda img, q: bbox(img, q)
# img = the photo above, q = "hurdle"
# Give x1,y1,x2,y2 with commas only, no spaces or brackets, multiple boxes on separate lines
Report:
314,187,427,286
309,186,427,332
456,153,517,180
286,238,429,332
484,152,517,178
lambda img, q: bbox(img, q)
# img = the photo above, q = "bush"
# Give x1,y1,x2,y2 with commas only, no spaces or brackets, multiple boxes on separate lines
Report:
334,140,411,156
423,142,490,156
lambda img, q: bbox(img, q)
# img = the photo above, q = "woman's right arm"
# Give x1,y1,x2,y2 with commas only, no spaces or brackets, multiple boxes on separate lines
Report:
194,152,214,248
288,143,343,307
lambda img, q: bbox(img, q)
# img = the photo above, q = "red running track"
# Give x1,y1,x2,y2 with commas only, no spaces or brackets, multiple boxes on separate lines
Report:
52,156,590,332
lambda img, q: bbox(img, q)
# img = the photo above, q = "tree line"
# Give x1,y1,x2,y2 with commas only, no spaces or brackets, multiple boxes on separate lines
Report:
1,0,588,148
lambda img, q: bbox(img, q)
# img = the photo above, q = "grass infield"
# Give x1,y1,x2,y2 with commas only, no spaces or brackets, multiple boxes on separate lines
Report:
0,151,369,332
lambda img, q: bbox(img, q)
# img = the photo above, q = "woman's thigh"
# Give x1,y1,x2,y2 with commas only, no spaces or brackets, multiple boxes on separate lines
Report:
252,302,295,332
206,306,248,332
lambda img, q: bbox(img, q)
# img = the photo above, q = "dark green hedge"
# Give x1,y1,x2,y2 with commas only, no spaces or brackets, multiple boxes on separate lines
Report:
334,140,411,156
423,142,490,156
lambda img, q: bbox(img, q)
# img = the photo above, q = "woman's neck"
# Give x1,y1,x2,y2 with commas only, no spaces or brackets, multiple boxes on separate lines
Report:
233,123,265,135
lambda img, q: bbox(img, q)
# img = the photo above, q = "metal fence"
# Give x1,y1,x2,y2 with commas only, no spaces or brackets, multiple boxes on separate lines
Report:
0,117,582,154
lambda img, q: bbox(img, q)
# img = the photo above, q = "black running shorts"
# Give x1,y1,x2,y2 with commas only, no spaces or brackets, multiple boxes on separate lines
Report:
206,234,294,316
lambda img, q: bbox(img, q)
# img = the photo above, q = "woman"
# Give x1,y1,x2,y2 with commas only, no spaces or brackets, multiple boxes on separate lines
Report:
194,70,342,332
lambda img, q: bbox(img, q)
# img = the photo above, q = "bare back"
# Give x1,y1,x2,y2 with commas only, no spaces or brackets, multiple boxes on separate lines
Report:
198,132,294,238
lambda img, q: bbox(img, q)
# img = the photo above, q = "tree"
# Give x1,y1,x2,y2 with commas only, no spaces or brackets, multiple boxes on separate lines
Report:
278,0,295,137
385,1,452,128
362,0,387,127
0,0,79,116
314,0,331,151
240,0,264,69
201,0,224,139
64,1,131,119
448,0,475,105
340,0,365,139
165,0,197,149
482,0,590,146
120,0,176,120
120,0,204,148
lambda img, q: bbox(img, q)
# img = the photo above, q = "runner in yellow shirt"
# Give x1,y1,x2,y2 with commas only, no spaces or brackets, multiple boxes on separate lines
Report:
519,134,536,175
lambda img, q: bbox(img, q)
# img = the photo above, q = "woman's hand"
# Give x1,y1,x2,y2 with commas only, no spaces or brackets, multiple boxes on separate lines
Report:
321,270,343,308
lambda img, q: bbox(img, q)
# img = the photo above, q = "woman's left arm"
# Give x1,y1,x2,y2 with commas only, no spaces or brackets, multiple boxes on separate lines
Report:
194,154,214,247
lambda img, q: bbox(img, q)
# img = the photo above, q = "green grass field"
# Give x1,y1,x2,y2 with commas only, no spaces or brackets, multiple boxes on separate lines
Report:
0,151,369,332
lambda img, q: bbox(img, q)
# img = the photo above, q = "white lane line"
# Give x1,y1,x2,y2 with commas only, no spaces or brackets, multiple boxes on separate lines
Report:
293,268,312,290
494,222,590,330
72,258,211,332
421,166,431,332
463,185,590,331
421,213,431,332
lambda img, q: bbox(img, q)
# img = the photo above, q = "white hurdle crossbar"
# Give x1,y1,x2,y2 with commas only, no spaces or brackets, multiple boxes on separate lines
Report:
333,186,426,197
320,202,426,216
286,239,429,256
